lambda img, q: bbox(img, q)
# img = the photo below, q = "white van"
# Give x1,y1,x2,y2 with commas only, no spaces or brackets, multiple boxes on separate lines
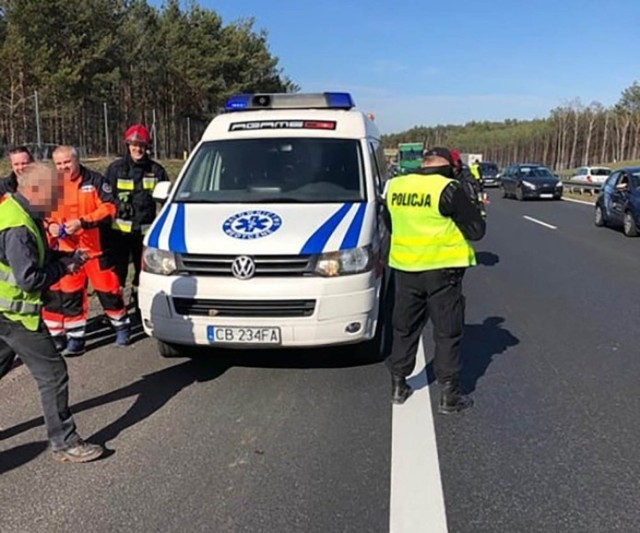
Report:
139,92,389,358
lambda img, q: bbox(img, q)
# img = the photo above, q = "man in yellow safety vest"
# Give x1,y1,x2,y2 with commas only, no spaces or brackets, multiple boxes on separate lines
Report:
0,163,104,462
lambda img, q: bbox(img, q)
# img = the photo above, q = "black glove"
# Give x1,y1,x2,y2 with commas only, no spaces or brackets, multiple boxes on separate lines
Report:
60,250,89,274
117,192,134,220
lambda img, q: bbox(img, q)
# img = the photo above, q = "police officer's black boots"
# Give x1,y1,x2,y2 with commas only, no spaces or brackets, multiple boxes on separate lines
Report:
438,379,473,415
391,376,413,405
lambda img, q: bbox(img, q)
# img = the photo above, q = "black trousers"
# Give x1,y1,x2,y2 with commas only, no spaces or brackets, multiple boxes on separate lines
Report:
386,268,466,383
0,315,80,450
113,230,145,289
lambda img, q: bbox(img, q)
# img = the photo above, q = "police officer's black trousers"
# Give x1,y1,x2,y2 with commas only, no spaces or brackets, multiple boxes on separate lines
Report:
113,230,144,289
0,315,80,450
386,268,466,382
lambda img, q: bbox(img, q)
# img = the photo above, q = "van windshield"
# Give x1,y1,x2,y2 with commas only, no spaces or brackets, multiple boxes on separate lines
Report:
174,138,366,203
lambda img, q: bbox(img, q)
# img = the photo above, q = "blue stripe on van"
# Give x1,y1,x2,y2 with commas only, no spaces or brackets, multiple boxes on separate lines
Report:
300,203,353,255
340,202,367,250
147,204,172,248
168,203,187,253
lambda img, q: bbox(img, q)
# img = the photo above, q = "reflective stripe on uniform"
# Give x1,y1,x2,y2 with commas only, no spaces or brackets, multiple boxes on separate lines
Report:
112,219,152,234
112,219,133,232
0,297,41,314
0,269,17,285
64,318,87,329
142,176,158,190
117,179,135,191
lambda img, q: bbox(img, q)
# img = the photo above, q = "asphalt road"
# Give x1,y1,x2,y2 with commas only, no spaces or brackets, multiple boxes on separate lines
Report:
2,190,640,533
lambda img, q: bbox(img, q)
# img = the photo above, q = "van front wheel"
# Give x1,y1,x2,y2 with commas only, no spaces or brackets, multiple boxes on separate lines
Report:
158,340,185,358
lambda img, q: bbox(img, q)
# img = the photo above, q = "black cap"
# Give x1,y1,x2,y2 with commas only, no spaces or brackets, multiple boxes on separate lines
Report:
422,146,454,166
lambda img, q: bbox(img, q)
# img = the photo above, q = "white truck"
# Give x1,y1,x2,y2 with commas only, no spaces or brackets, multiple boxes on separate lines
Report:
460,153,483,166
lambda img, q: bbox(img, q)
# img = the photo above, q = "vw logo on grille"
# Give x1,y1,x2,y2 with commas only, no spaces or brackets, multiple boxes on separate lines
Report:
231,256,256,280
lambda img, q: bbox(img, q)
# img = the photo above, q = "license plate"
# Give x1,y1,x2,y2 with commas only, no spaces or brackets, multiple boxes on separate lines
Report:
539,193,554,198
206,326,281,344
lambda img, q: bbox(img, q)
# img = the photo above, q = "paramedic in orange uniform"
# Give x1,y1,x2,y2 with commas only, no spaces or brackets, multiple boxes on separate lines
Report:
42,146,131,356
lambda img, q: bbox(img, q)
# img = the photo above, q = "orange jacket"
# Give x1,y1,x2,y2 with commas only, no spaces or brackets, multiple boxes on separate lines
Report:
46,166,116,254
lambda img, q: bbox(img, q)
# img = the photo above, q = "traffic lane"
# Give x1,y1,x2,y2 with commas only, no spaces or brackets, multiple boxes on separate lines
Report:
1,324,390,533
487,189,640,274
431,197,640,532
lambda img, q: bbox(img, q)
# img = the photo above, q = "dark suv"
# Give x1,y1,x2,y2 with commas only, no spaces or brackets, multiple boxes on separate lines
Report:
595,167,640,236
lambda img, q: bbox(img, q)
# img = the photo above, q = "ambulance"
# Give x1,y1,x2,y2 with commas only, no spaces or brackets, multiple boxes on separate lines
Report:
139,92,388,358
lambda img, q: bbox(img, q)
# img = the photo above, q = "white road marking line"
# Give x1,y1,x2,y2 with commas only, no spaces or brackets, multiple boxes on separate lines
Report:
562,197,595,206
390,338,448,533
523,215,557,230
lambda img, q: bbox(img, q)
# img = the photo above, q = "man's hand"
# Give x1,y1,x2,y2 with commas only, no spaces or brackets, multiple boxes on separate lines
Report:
64,219,83,235
48,223,61,237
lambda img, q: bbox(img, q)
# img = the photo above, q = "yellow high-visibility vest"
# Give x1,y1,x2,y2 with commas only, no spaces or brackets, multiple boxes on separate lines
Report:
386,173,476,272
0,194,45,330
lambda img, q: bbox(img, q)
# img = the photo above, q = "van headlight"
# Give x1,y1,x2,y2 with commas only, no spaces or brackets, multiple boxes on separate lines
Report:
314,246,373,277
142,246,177,275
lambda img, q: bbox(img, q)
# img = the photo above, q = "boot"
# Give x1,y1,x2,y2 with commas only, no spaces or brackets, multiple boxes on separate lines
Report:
52,439,104,463
63,338,85,357
391,375,413,405
114,325,131,347
438,379,473,415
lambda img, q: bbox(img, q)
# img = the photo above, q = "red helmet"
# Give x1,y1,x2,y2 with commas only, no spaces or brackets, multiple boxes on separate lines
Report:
124,124,150,145
450,149,461,166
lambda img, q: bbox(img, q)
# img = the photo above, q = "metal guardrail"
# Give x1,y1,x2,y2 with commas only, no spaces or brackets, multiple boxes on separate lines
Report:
560,180,602,196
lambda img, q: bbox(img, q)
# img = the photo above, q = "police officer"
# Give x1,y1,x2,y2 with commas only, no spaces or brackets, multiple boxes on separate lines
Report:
0,162,104,462
105,125,169,307
0,145,34,195
470,158,483,186
384,147,486,412
451,150,487,219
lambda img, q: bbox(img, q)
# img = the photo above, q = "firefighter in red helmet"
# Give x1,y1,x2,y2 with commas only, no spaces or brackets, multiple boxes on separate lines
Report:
105,125,169,311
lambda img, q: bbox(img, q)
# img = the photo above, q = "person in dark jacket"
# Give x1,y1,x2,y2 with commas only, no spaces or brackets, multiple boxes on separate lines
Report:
105,125,169,307
0,162,104,462
451,150,487,219
0,145,34,195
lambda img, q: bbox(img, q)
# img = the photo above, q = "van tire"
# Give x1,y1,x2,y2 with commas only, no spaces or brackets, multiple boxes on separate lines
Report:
158,340,185,358
354,273,388,364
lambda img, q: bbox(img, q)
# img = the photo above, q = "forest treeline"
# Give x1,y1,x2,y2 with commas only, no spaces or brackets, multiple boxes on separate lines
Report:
381,83,640,170
0,0,297,158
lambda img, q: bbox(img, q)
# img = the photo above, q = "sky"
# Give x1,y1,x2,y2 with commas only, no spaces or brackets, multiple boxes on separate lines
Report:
152,0,640,134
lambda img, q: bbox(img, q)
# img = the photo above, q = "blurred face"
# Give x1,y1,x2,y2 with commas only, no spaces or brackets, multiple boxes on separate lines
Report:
20,164,59,214
53,149,80,179
128,141,146,162
10,151,33,176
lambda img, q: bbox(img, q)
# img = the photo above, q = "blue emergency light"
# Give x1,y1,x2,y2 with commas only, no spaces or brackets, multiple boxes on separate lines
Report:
224,92,355,112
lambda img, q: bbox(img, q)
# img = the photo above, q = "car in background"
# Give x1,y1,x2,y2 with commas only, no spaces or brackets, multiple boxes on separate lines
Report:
500,164,563,200
594,167,640,237
479,161,500,187
570,166,611,185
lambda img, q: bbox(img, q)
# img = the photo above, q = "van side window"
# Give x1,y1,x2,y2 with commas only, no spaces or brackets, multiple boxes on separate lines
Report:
369,141,383,197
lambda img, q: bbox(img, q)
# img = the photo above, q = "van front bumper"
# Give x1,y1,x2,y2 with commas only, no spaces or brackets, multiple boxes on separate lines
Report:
138,272,382,348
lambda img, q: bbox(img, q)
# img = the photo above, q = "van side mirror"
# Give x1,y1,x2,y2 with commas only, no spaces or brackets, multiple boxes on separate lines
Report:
152,181,172,203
